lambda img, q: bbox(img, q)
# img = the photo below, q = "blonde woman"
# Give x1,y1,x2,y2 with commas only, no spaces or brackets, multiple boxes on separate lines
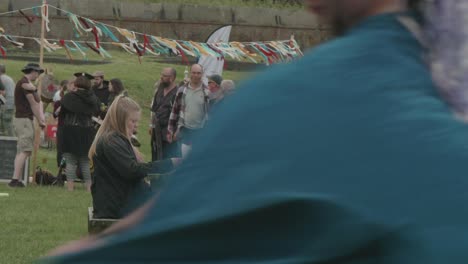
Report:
89,95,179,219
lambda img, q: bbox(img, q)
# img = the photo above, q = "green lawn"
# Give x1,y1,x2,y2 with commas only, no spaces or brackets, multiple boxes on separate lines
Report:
1,50,249,263
0,184,91,264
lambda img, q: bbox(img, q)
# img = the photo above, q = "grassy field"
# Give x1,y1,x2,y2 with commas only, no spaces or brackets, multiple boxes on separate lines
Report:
0,50,249,263
0,184,91,264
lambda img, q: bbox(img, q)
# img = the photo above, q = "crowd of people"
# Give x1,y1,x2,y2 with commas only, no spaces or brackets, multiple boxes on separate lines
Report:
3,62,236,220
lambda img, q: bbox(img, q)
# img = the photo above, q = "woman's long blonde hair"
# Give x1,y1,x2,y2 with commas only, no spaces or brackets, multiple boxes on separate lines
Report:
88,95,141,160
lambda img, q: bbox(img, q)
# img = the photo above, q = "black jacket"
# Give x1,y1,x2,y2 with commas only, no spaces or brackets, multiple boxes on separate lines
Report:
91,132,174,219
59,89,99,156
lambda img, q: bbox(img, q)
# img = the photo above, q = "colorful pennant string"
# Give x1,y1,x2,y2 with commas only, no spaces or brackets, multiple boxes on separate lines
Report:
0,4,303,64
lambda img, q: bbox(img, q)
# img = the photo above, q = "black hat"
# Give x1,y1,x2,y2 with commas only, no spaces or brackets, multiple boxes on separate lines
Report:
73,72,94,80
21,63,44,74
208,74,223,86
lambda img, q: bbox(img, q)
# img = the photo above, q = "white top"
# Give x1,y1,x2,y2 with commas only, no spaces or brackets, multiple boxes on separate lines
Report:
53,90,62,102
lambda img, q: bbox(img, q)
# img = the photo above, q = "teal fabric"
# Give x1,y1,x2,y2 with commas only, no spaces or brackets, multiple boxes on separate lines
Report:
46,13,468,263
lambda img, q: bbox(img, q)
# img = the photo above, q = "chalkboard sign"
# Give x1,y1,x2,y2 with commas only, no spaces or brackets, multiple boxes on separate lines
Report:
0,136,28,183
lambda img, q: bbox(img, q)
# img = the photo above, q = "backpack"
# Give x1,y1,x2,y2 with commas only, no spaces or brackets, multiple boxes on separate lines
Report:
34,167,57,186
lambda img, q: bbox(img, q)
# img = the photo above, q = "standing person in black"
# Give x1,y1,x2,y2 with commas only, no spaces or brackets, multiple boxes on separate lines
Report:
60,73,99,191
91,71,109,119
149,68,179,161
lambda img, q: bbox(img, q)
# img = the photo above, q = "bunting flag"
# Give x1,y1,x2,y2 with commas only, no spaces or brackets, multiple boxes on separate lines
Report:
0,45,6,58
33,38,61,52
98,46,112,58
70,40,88,59
19,10,35,23
96,23,119,42
41,3,50,32
116,28,137,42
32,6,41,17
0,4,303,65
85,42,101,55
59,39,73,61
2,35,24,48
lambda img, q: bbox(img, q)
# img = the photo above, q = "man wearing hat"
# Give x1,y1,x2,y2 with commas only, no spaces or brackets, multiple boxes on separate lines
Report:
8,63,46,188
207,74,224,106
91,71,110,118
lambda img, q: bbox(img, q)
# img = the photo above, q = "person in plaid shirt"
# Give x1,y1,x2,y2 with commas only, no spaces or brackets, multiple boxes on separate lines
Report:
167,64,210,158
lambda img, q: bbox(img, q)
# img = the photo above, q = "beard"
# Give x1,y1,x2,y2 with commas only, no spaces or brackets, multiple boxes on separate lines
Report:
160,81,171,88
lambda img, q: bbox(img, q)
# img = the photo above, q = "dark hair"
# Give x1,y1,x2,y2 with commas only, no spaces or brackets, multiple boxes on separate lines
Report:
75,76,92,90
60,80,69,88
110,78,125,95
60,80,69,98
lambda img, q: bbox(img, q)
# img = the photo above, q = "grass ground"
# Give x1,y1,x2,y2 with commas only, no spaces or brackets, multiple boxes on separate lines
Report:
0,50,249,263
0,184,91,264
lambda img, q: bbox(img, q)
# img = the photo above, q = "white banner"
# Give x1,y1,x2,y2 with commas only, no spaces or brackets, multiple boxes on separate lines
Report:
199,25,232,84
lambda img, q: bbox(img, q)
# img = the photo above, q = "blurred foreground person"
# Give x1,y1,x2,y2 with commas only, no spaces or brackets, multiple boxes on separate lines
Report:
46,0,468,263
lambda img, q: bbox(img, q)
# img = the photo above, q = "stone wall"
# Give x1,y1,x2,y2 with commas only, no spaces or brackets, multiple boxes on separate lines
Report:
0,0,329,52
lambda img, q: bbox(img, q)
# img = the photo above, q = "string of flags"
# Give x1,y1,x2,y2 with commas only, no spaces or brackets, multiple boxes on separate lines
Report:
0,4,303,65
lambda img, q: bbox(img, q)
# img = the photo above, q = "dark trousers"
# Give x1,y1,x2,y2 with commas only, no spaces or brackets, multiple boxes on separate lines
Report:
151,128,180,161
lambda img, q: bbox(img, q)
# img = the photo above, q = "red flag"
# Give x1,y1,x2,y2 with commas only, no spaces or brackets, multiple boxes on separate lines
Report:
133,43,143,64
59,40,73,61
92,27,100,49
19,10,34,23
176,47,190,66
79,17,91,29
0,46,6,58
85,42,101,55
143,34,154,53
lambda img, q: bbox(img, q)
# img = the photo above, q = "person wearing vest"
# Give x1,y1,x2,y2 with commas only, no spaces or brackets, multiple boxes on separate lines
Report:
149,67,179,161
